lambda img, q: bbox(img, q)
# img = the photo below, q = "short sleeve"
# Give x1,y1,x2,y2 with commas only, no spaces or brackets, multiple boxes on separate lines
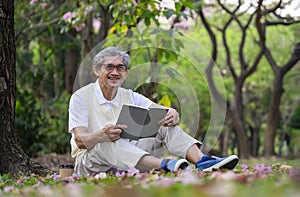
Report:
68,94,89,133
130,90,154,108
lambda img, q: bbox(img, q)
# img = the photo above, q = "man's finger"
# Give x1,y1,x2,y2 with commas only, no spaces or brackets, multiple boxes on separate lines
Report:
115,124,128,129
111,129,122,135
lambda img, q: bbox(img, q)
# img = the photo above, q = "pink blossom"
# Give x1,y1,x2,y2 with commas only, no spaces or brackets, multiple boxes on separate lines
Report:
156,177,176,187
116,171,126,177
30,0,38,5
241,164,248,173
62,173,79,181
135,172,149,181
95,172,107,179
289,168,300,184
93,18,101,33
254,164,272,175
40,3,47,9
289,168,299,177
17,179,24,186
265,165,272,173
74,23,86,32
85,5,94,13
63,11,74,22
176,170,198,184
3,186,16,193
71,174,80,180
127,168,140,176
48,173,60,181
173,22,188,30
254,164,265,172
210,171,236,181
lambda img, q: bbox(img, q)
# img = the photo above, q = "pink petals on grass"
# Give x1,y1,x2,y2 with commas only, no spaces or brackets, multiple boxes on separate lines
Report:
1,163,300,195
241,164,248,173
254,164,272,174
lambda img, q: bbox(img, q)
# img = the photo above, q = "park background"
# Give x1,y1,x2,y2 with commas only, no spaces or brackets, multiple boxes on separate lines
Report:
13,0,300,163
1,0,300,194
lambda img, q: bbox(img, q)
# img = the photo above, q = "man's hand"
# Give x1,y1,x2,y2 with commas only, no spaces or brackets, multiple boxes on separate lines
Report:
103,124,127,142
159,108,180,127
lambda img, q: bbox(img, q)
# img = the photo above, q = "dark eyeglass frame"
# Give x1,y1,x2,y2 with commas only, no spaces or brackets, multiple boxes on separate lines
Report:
102,63,127,72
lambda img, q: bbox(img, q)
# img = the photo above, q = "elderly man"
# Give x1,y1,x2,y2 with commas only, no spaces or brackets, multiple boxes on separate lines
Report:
68,47,238,175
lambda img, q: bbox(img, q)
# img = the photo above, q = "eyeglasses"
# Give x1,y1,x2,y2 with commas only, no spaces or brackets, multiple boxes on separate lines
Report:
102,63,127,72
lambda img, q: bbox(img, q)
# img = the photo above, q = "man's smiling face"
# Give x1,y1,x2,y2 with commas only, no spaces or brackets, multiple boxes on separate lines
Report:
96,55,128,91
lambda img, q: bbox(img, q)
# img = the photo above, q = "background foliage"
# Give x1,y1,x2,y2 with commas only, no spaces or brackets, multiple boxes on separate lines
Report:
14,0,300,158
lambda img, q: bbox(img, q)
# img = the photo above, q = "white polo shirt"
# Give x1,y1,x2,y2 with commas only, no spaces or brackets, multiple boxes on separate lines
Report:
68,80,153,133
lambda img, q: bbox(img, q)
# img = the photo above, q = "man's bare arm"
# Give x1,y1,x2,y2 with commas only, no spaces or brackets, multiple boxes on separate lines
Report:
73,124,127,150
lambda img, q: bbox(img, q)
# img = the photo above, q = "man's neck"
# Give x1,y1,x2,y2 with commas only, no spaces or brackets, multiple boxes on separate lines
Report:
101,86,118,101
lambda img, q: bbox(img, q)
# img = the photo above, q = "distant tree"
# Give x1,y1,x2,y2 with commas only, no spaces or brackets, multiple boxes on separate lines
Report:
263,40,300,156
194,0,266,158
0,0,49,177
192,0,300,158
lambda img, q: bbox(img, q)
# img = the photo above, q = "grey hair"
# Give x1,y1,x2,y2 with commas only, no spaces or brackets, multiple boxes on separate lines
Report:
92,47,130,68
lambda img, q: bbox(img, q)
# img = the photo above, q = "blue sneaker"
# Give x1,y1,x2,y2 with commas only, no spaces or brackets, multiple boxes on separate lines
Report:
160,158,189,172
196,155,239,171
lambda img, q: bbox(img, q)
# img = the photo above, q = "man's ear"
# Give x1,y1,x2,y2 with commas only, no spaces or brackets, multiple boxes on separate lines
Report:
93,66,100,76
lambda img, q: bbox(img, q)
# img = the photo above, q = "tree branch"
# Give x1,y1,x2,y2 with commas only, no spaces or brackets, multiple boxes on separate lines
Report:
264,46,278,72
21,17,60,33
217,0,241,14
198,7,227,110
221,17,237,80
245,48,264,78
243,0,265,78
282,42,300,74
255,0,265,45
265,20,300,26
198,9,217,61
262,0,282,16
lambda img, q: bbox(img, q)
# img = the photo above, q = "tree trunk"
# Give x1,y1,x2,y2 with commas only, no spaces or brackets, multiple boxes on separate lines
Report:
198,6,251,158
229,79,250,158
222,121,232,156
263,43,300,157
81,11,94,59
65,49,79,93
0,0,49,177
263,70,284,157
251,126,260,156
98,4,111,43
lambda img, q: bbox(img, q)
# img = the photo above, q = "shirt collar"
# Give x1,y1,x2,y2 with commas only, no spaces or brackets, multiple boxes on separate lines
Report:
94,79,120,105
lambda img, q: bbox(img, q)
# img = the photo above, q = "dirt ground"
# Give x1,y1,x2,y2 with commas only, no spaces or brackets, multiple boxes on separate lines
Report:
34,153,75,172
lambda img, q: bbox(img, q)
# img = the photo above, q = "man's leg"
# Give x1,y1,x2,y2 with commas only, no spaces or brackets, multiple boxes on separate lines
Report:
135,155,162,171
156,126,239,171
132,137,190,172
156,126,202,159
186,144,204,164
74,139,150,175
74,138,188,175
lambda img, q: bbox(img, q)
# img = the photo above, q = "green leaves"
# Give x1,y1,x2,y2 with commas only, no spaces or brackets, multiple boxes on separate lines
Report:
181,1,195,9
175,2,182,13
165,10,174,19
